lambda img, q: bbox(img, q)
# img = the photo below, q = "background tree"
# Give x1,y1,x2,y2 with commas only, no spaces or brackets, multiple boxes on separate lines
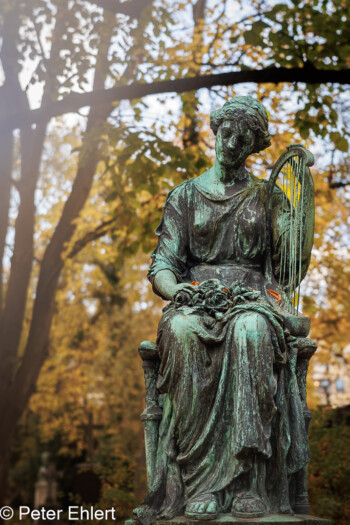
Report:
0,0,349,507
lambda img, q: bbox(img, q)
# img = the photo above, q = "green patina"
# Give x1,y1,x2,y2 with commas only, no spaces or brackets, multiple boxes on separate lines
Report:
132,97,321,525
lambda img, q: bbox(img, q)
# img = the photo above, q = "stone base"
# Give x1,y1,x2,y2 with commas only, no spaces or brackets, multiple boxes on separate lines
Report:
126,515,332,525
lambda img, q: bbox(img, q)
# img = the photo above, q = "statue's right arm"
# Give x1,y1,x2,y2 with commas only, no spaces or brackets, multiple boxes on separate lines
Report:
154,270,196,301
149,183,192,299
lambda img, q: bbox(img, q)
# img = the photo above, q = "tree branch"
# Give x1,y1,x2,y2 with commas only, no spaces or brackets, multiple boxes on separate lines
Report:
68,217,117,259
1,66,349,132
328,180,350,189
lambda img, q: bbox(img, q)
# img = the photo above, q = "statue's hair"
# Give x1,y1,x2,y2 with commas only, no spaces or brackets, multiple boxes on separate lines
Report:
210,96,271,154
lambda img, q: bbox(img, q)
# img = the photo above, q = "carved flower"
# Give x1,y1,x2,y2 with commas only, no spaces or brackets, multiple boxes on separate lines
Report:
192,290,206,306
229,283,261,306
204,289,230,316
198,279,222,291
173,290,193,308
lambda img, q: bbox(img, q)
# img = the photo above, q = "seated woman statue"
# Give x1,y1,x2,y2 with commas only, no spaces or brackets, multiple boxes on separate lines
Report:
134,96,312,524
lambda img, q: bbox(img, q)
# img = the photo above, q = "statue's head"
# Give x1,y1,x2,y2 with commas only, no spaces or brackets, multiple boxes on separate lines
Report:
210,96,271,167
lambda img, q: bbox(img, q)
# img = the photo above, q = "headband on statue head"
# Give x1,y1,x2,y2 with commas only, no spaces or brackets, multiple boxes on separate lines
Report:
210,96,269,133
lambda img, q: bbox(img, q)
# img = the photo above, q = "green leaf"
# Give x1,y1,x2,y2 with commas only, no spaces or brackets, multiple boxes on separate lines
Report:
229,35,240,44
264,4,288,20
243,30,263,46
300,127,310,140
330,132,349,152
251,21,269,33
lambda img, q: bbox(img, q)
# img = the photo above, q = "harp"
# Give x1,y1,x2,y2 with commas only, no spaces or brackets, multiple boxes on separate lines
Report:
266,144,315,315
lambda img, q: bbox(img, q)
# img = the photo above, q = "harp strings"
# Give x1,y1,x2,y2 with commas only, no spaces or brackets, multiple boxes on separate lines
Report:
298,158,305,313
277,155,305,314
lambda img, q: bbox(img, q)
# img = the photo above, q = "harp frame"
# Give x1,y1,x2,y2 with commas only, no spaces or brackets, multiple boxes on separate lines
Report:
266,144,315,315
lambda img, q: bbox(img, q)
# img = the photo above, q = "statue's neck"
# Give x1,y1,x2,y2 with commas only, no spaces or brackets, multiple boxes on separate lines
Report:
214,160,249,185
197,161,252,198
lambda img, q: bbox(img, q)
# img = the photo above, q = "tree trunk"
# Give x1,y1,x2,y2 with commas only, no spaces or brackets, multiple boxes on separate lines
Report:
0,440,11,508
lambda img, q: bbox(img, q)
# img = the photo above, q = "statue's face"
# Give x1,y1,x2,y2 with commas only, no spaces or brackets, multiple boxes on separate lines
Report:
215,119,255,168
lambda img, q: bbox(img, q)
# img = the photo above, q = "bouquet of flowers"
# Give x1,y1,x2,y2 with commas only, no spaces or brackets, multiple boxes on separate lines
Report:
172,279,262,320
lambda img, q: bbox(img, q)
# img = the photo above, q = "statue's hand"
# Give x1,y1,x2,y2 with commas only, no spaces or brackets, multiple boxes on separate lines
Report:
169,282,198,300
154,270,198,300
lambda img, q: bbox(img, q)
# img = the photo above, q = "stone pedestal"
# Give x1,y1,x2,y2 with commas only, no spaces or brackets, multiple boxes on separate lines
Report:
126,515,332,525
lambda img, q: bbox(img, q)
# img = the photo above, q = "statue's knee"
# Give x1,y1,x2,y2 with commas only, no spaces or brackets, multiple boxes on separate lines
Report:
169,314,196,340
234,312,269,341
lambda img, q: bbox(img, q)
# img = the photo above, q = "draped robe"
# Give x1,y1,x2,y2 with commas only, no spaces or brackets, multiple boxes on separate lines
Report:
136,174,310,523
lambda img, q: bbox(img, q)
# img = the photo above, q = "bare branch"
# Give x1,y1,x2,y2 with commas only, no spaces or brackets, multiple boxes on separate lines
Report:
32,18,48,60
212,0,228,24
328,180,350,189
68,217,117,259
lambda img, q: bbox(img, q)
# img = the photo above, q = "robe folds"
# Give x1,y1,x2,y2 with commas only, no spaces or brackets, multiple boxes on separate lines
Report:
135,175,310,524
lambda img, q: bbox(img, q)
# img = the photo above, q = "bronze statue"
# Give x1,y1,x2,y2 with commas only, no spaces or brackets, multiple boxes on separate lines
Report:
133,96,323,524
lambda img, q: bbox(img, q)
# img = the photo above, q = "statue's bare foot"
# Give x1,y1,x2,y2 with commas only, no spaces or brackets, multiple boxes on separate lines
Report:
185,493,218,520
132,505,156,524
231,490,266,518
